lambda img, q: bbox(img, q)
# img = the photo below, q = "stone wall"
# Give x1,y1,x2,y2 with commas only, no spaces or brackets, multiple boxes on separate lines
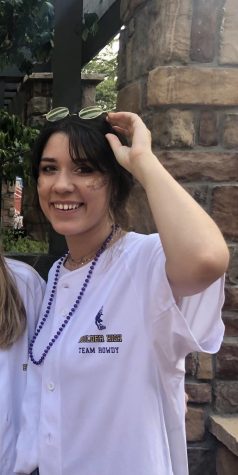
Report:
118,0,238,473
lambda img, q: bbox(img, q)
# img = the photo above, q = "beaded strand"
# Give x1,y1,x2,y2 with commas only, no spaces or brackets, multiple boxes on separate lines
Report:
29,225,118,365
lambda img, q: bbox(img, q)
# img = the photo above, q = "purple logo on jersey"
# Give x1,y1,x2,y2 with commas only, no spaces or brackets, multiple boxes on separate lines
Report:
95,306,106,330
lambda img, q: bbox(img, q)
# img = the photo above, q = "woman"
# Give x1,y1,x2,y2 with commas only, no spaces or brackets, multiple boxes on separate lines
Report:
15,110,229,475
0,255,45,475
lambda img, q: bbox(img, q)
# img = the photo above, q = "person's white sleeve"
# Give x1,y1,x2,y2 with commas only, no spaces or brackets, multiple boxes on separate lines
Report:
14,360,41,473
152,250,225,362
128,234,225,362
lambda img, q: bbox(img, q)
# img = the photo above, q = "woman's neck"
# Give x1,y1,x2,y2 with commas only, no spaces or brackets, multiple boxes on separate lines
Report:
65,221,113,262
64,223,125,271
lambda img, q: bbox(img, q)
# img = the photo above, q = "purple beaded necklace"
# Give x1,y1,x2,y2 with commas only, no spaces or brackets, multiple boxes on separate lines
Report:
29,225,118,365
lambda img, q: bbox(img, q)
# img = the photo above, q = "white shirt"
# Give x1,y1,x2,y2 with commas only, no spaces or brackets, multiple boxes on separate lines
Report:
15,233,225,475
0,259,45,475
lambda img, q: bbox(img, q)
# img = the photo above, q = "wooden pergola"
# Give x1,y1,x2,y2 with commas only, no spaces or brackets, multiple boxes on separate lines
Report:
0,0,121,110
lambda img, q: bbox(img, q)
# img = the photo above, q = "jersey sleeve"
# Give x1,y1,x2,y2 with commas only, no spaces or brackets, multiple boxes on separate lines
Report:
128,234,225,361
148,238,225,361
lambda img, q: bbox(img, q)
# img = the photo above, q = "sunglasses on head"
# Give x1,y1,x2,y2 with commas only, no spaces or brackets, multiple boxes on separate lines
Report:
45,105,109,122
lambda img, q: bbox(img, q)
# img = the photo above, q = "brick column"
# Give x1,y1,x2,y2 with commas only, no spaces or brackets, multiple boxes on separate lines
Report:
118,0,238,472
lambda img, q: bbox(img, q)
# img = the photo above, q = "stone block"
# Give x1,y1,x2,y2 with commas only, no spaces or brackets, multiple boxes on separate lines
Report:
117,29,127,88
28,116,46,128
187,445,216,475
220,0,238,65
224,287,238,311
186,353,198,377
119,0,192,84
216,444,238,475
154,150,238,182
190,0,218,62
216,338,238,379
2,196,14,210
120,0,146,22
226,246,238,286
32,80,52,98
223,313,238,337
147,67,238,106
223,114,238,148
210,415,238,457
197,353,213,380
27,96,51,116
9,207,15,217
199,111,219,146
151,0,192,65
117,81,142,113
126,181,156,234
186,407,205,442
2,215,14,227
119,5,154,82
185,382,212,403
151,109,195,148
211,186,238,239
7,182,15,193
214,381,238,413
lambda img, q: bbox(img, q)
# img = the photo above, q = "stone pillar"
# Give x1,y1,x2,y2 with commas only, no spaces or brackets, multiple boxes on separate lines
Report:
1,181,16,228
117,0,238,472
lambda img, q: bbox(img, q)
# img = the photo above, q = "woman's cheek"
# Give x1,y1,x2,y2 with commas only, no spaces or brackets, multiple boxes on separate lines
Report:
84,175,109,191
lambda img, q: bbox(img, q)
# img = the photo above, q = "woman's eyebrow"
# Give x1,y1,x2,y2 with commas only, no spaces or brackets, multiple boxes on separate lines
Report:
40,157,57,162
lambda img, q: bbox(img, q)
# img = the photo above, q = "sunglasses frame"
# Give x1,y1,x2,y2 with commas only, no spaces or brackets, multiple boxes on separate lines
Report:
45,105,109,122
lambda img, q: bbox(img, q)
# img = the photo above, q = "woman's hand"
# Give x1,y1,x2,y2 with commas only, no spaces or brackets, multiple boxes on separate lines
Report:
106,111,157,184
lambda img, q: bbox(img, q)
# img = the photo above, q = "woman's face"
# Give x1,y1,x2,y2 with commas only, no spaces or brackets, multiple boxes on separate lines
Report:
37,132,111,239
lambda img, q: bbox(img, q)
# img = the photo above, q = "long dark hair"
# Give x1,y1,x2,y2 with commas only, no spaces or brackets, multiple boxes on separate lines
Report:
33,114,134,226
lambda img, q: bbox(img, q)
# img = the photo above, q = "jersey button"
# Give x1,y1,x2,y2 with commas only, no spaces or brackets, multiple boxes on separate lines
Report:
48,382,55,391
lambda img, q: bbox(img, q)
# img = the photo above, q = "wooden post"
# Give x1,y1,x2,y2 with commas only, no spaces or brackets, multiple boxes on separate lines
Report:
53,0,83,111
49,0,83,256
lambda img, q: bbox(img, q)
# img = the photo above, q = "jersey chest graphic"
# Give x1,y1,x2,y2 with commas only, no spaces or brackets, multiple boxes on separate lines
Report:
78,305,123,355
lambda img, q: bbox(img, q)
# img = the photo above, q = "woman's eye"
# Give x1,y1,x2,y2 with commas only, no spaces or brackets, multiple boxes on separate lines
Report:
74,166,94,174
40,165,56,173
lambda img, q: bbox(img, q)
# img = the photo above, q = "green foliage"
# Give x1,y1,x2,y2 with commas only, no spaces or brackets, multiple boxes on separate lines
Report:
0,0,54,73
0,1,99,74
1,228,48,253
82,39,118,111
0,109,39,182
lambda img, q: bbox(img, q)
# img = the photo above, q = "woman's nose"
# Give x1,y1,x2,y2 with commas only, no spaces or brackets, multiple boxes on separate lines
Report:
52,171,75,193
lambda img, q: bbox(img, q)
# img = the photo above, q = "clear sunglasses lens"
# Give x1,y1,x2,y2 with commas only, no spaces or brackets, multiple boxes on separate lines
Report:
78,106,106,119
45,107,69,122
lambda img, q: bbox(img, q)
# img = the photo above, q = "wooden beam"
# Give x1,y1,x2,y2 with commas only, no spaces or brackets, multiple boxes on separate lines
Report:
82,0,121,66
53,0,83,111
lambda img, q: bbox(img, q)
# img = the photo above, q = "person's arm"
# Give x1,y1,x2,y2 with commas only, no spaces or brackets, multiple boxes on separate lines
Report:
106,111,229,299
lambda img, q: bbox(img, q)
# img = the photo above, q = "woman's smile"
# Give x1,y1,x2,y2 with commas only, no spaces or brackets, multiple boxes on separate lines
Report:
53,202,82,211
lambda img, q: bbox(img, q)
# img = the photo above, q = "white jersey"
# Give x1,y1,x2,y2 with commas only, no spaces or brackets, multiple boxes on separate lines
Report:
15,233,225,475
0,259,45,475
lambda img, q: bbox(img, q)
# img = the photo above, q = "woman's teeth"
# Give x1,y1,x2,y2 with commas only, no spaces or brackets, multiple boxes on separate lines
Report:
54,203,80,210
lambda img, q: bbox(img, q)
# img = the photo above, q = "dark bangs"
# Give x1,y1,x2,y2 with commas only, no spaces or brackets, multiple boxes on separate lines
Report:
67,115,124,176
33,114,127,178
